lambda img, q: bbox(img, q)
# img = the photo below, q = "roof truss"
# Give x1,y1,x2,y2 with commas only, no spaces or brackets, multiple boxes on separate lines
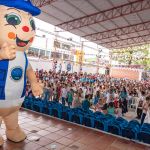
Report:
57,0,150,31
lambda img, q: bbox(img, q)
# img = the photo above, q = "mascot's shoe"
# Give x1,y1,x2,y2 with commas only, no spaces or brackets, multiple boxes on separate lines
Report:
6,126,26,143
0,136,4,146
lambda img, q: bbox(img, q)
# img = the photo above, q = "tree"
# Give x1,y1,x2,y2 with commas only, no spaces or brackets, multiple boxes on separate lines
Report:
112,48,150,70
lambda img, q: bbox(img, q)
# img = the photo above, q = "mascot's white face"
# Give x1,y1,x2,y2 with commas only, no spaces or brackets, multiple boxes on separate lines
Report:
0,6,35,51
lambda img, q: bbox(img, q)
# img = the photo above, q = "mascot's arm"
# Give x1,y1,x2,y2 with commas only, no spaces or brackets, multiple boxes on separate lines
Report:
26,64,43,97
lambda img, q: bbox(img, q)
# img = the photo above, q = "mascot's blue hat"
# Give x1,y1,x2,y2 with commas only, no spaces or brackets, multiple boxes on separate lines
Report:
0,0,41,16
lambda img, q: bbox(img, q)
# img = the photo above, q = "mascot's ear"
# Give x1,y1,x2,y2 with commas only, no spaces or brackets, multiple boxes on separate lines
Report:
0,0,41,16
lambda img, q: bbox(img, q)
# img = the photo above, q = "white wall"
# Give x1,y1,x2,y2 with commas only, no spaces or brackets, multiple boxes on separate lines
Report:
28,57,105,74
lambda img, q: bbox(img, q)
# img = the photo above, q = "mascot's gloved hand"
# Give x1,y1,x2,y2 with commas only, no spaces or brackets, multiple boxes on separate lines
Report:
0,42,16,60
31,82,43,97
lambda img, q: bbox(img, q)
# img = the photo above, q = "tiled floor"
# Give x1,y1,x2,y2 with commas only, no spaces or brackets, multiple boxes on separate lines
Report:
0,109,149,150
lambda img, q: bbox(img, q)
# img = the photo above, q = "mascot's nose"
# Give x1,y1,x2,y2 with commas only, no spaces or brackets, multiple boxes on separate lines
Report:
22,26,29,32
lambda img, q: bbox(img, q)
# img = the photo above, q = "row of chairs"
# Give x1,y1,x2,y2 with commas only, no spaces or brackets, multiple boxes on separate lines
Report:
22,97,150,144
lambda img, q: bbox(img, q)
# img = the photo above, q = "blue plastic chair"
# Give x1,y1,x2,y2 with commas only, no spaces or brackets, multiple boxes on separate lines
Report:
41,100,51,114
83,111,94,127
23,97,33,110
61,106,72,121
94,114,115,131
122,120,140,139
138,123,150,144
108,117,128,135
51,103,63,118
32,98,44,112
71,108,84,124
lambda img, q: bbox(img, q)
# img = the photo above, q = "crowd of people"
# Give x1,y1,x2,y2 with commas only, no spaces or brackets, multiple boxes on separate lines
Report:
26,69,150,125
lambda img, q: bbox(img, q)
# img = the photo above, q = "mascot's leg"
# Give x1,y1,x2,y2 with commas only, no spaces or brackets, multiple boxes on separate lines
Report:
3,110,26,142
0,117,4,146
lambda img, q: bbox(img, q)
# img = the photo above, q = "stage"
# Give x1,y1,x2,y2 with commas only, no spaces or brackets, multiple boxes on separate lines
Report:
0,109,149,150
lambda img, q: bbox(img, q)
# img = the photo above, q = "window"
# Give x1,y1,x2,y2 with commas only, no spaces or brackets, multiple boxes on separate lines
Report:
54,40,61,48
62,43,71,50
45,51,50,59
39,49,45,58
51,52,62,59
63,54,69,60
70,55,74,61
28,47,39,57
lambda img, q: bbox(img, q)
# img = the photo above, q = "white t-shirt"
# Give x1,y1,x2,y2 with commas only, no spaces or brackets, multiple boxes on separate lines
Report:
61,88,67,98
106,93,110,104
82,88,87,98
144,108,150,123
72,87,77,92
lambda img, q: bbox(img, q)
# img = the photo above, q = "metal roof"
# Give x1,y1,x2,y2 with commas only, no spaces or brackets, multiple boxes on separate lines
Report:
32,0,150,50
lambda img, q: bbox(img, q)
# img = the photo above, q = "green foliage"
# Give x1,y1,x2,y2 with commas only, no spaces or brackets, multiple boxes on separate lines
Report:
112,48,150,70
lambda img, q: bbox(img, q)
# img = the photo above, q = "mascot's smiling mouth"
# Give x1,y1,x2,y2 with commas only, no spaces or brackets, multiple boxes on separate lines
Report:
16,36,30,47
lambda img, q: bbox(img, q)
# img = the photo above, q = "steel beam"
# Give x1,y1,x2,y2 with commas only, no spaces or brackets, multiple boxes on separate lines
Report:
31,0,56,7
101,34,150,49
82,21,150,41
112,44,150,52
57,0,150,31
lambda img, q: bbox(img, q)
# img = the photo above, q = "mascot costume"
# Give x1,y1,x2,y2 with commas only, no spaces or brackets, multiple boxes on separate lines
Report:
0,0,43,146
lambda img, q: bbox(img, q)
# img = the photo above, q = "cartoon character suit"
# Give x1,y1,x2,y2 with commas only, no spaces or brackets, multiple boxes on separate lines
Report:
0,0,43,146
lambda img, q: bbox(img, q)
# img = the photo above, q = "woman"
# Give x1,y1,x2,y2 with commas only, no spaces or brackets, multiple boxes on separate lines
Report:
136,91,145,119
120,87,128,114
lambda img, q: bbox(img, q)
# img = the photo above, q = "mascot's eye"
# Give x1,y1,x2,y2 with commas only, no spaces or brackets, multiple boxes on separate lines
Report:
30,19,36,30
5,13,21,26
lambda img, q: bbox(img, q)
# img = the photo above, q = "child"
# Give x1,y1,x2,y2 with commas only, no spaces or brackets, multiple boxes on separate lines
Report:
114,95,119,108
82,95,90,111
95,100,102,112
67,89,74,107
107,102,115,115
93,91,100,106
115,101,122,118
72,92,81,108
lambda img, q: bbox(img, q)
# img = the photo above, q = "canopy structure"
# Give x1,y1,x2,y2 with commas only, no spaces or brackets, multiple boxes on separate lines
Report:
31,0,150,50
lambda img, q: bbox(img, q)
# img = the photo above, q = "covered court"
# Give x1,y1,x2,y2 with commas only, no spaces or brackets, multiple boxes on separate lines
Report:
0,0,150,150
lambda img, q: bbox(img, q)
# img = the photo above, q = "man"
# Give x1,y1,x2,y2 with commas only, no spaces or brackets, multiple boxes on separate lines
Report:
141,95,150,125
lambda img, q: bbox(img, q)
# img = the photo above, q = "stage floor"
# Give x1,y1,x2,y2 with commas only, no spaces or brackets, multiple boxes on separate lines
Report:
0,109,149,150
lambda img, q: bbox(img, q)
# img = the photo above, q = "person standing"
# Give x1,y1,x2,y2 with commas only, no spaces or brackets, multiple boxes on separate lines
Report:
67,89,74,107
120,87,128,114
82,95,90,111
43,82,50,101
141,95,150,125
61,84,67,105
72,92,81,108
59,63,62,72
